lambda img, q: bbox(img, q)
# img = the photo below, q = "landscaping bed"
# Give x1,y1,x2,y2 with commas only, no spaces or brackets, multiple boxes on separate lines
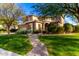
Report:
0,34,32,55
39,33,79,56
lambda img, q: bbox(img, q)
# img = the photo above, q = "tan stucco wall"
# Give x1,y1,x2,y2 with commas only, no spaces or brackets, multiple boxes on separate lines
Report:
44,18,52,22
25,15,64,31
35,22,42,31
32,16,39,21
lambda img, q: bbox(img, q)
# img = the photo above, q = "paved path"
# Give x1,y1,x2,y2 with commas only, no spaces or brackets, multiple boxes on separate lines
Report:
0,34,48,56
27,34,48,56
0,48,20,56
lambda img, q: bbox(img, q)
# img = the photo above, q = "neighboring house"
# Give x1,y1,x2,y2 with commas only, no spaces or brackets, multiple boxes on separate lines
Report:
19,15,64,32
10,25,18,29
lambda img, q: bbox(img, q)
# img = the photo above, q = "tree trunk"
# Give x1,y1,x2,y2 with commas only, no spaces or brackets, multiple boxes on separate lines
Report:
76,15,79,22
7,26,10,35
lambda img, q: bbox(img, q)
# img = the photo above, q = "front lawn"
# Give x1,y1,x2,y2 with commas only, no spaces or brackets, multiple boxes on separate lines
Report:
39,34,79,56
0,34,32,55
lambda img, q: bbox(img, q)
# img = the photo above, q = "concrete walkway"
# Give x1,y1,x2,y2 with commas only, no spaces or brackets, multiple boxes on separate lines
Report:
0,33,20,56
0,33,48,56
27,34,48,56
0,48,20,56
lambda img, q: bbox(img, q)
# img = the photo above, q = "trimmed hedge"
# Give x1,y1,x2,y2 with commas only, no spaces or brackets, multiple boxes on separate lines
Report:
74,25,79,32
0,28,6,31
64,23,73,33
33,30,41,34
47,23,58,33
10,29,18,32
57,26,64,34
16,29,28,34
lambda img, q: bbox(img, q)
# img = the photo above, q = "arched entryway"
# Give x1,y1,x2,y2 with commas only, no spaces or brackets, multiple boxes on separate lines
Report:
45,23,49,31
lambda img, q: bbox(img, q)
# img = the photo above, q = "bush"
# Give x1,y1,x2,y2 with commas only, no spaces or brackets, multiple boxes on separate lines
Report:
72,25,75,32
10,29,18,32
33,30,41,34
47,23,58,33
74,25,79,32
16,29,28,34
57,26,64,33
64,23,73,33
0,28,6,33
42,31,47,34
0,28,6,31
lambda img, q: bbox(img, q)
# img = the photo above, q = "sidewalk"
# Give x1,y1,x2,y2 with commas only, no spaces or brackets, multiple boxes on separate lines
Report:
0,48,20,56
27,34,48,56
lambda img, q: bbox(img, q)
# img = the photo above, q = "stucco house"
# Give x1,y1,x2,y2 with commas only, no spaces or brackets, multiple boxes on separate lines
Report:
19,15,64,32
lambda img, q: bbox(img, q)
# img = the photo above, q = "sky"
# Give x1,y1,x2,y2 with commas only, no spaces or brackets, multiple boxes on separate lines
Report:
16,3,78,25
16,3,36,15
16,3,35,24
65,15,78,25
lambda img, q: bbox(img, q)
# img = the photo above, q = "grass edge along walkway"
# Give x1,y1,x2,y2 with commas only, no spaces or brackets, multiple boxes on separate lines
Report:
0,34,33,55
27,34,48,56
39,33,79,56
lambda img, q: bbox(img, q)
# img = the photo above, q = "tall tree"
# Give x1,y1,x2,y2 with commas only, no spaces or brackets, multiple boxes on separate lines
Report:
33,3,65,19
0,3,23,34
33,3,79,23
63,3,79,22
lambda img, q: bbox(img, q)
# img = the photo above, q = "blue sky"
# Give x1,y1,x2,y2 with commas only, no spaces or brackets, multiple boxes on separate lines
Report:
16,3,36,15
65,15,78,25
16,3,78,25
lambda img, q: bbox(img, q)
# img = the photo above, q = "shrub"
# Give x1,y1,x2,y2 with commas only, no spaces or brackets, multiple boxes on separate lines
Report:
47,23,58,33
64,23,73,33
10,29,18,32
33,30,41,34
42,31,47,34
16,29,28,34
0,28,6,31
72,25,75,32
57,26,64,33
74,25,79,32
0,28,6,33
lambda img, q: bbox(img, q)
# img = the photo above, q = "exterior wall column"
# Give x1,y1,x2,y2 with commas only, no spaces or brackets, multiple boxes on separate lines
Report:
30,23,33,33
42,22,45,31
32,21,36,32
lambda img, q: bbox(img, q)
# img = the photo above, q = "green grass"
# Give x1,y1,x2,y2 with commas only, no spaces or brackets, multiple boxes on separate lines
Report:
39,33,79,56
0,34,32,55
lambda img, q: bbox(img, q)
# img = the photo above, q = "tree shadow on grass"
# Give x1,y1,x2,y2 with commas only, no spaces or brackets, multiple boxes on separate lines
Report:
0,34,32,55
39,35,79,56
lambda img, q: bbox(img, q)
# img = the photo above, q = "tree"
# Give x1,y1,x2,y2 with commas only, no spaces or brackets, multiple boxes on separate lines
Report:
0,3,23,34
33,3,66,33
59,3,79,22
33,3,79,23
33,3,65,20
22,16,28,22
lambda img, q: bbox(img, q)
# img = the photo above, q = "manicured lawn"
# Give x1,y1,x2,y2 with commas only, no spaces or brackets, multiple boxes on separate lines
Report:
39,34,79,56
0,34,32,55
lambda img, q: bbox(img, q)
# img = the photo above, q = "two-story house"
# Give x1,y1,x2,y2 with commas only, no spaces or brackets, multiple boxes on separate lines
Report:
19,15,64,32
